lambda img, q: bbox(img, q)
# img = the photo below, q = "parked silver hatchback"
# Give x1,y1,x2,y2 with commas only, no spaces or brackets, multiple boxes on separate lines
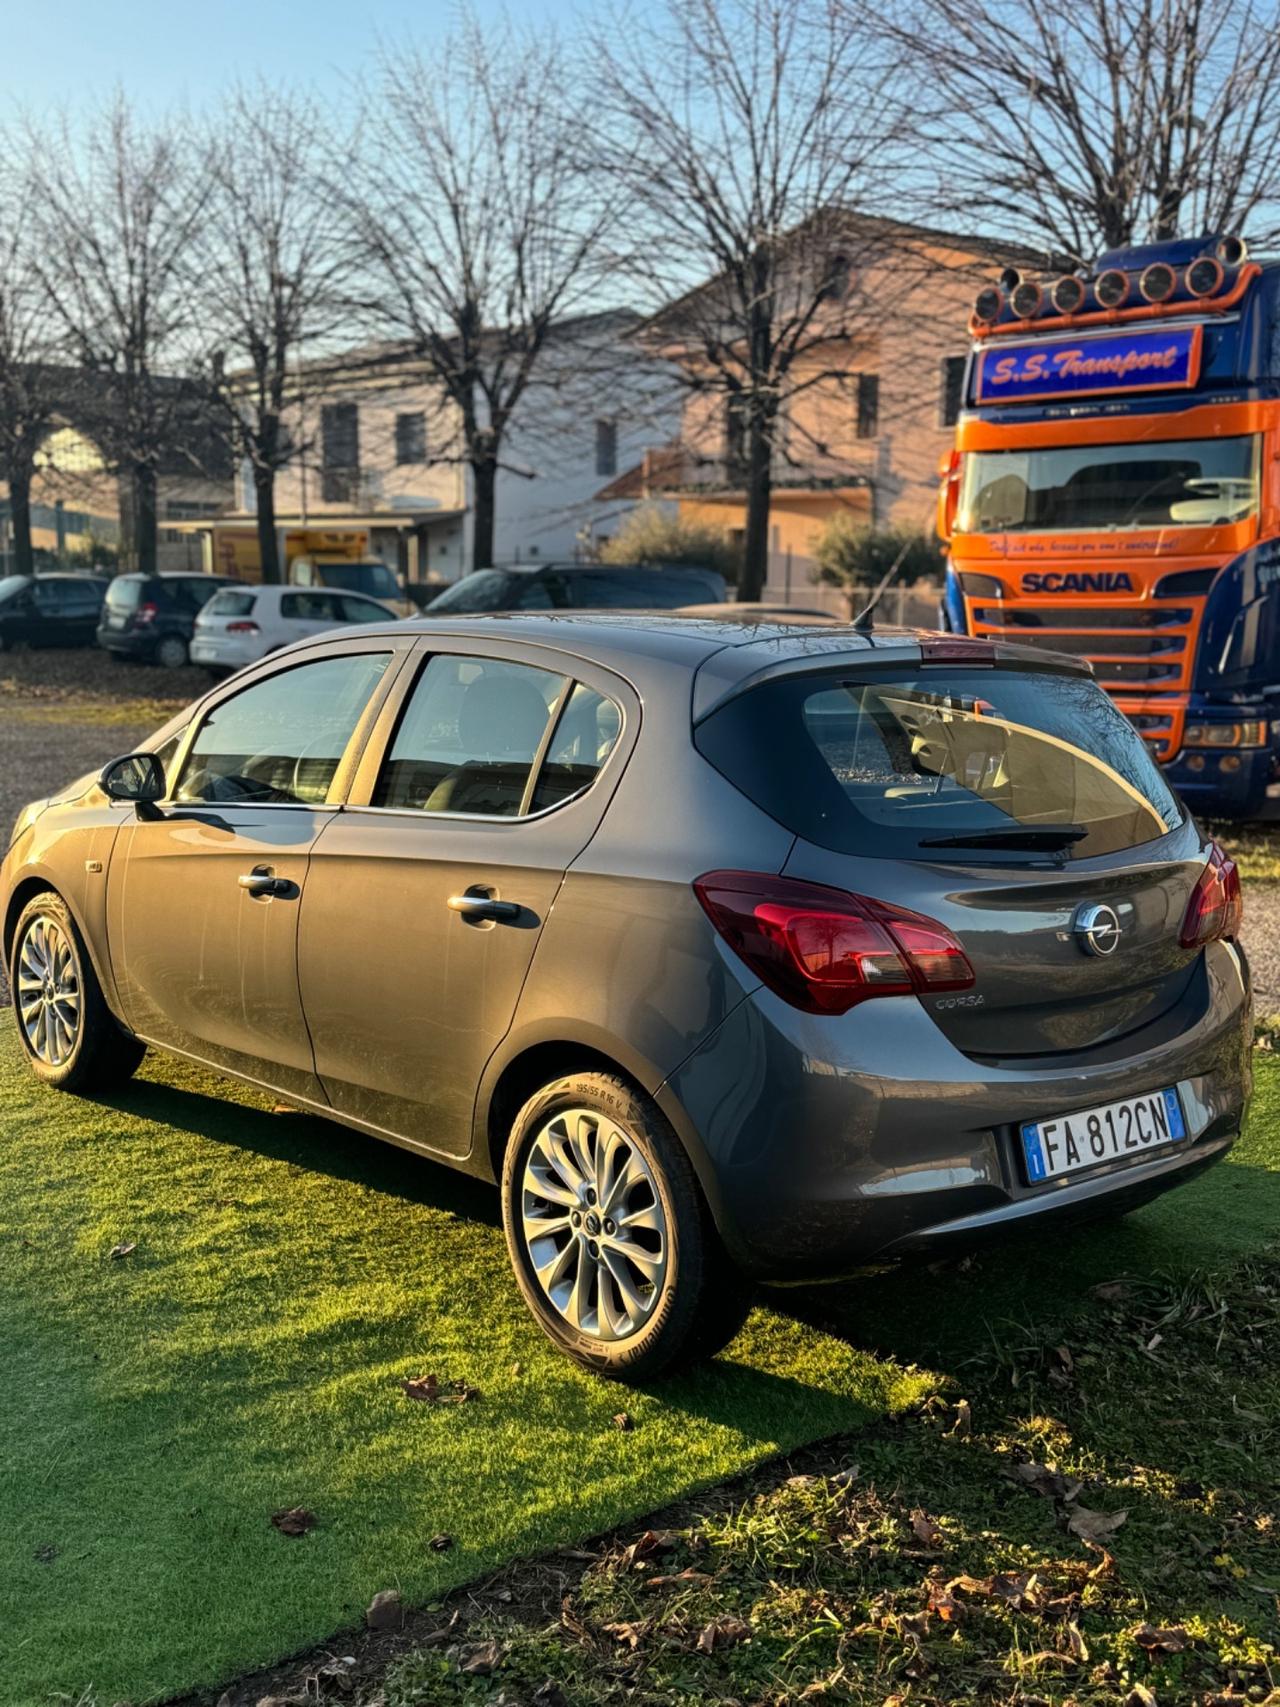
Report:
1,617,1252,1376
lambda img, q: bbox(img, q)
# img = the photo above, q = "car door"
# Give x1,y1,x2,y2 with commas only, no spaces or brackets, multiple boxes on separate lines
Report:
297,638,634,1155
105,638,411,1099
30,577,69,644
59,578,105,644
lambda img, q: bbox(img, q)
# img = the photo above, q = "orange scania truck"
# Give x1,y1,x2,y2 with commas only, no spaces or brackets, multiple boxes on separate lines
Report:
940,233,1280,819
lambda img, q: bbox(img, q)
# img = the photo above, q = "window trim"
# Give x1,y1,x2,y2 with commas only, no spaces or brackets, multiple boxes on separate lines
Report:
345,635,635,823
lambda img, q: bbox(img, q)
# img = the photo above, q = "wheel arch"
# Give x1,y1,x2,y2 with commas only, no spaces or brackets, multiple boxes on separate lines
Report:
479,1038,654,1186
4,871,129,1032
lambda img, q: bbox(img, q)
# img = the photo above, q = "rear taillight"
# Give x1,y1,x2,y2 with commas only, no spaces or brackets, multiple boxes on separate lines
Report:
226,620,260,634
693,870,975,1015
1180,842,1243,948
133,601,159,626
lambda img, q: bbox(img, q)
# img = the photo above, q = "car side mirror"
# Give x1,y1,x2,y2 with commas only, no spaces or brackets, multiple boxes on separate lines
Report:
99,752,166,806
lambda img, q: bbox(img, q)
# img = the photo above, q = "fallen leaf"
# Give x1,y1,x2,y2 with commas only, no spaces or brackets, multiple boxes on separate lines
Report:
832,1464,861,1487
1125,1687,1158,1707
948,1398,972,1437
1009,1460,1083,1503
429,1532,453,1551
603,1618,651,1649
531,1685,567,1707
109,1241,137,1260
696,1614,750,1653
1092,1280,1132,1303
990,1570,1039,1609
612,1411,633,1432
1067,1505,1129,1543
911,1509,945,1547
927,1581,962,1621
365,1589,403,1631
1065,1620,1089,1661
620,1529,676,1569
270,1507,317,1537
1132,1623,1189,1654
401,1373,479,1404
644,1568,714,1591
1052,1345,1075,1373
460,1639,505,1675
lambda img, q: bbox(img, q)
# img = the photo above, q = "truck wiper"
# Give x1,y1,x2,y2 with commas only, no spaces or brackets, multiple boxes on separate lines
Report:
918,824,1089,850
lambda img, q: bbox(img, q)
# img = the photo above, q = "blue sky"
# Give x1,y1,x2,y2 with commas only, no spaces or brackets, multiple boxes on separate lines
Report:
7,0,576,113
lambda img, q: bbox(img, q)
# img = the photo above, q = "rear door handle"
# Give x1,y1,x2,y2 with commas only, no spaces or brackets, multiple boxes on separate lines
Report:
448,892,522,922
238,871,295,898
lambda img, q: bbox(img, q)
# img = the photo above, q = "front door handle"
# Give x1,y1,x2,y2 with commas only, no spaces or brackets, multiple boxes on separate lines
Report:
447,892,521,923
238,870,295,898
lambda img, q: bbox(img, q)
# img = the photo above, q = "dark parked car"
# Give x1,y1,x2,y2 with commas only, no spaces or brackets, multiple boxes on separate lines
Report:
97,572,233,669
2,618,1251,1377
0,573,107,650
426,562,728,614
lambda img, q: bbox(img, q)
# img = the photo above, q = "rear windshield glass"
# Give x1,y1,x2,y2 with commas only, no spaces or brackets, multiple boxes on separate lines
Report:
427,570,517,612
205,589,257,617
563,568,728,608
104,578,142,611
695,666,1182,861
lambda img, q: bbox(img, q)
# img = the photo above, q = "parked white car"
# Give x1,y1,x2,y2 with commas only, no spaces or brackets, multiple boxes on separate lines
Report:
190,584,402,674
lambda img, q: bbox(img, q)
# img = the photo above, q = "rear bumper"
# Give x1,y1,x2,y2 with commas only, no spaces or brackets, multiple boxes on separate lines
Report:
658,939,1252,1280
190,635,259,667
97,627,158,659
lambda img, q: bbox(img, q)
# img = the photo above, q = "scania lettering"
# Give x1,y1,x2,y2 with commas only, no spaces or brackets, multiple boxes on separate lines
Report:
940,236,1280,818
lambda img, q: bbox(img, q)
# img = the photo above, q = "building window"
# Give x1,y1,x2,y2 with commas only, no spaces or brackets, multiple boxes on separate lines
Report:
321,402,360,503
856,373,880,440
595,419,618,478
819,253,854,303
395,411,427,465
939,356,967,428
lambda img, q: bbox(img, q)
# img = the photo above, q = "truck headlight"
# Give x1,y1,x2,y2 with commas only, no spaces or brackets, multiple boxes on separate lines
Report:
1183,720,1269,749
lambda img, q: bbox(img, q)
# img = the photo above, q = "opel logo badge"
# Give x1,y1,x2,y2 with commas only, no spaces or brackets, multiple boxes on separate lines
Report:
1073,902,1122,957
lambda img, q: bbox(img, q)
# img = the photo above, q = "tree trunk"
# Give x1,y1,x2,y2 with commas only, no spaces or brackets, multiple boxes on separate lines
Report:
133,462,159,577
471,455,498,572
8,463,35,578
254,461,281,584
738,417,772,603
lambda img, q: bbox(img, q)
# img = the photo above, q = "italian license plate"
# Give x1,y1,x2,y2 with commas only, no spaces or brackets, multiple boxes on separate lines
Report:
1021,1087,1186,1184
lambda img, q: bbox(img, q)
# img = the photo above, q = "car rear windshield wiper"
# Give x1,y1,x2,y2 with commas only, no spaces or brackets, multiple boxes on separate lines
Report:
917,824,1090,851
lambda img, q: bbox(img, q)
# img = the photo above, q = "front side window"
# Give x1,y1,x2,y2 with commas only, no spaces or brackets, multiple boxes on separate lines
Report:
957,435,1260,534
374,655,566,817
696,666,1182,862
176,652,391,806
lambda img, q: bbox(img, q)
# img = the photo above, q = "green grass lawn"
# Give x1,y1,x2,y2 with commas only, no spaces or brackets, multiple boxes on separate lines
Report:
1,1019,1276,1707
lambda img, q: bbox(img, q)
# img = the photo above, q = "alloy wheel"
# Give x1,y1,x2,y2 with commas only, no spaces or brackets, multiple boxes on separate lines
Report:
16,915,81,1067
520,1107,669,1341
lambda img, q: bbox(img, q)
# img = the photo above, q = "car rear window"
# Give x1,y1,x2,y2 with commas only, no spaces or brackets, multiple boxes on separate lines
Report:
694,665,1183,862
205,589,258,617
104,578,142,611
563,568,727,608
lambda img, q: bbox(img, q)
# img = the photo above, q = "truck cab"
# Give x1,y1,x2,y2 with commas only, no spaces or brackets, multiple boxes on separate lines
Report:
941,235,1280,818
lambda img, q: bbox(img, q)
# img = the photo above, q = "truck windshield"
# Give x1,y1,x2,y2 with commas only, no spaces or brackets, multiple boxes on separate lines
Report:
957,435,1260,533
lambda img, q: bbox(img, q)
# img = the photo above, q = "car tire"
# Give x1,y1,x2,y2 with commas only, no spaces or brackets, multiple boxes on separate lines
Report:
153,635,188,670
501,1072,752,1379
8,891,146,1093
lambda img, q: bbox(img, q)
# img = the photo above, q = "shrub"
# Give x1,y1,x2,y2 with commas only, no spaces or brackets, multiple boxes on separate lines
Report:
599,504,741,584
813,519,945,615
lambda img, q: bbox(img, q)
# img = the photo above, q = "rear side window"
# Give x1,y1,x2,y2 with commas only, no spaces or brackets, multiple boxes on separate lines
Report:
695,666,1182,861
205,589,257,617
105,578,142,612
531,684,623,810
374,655,567,816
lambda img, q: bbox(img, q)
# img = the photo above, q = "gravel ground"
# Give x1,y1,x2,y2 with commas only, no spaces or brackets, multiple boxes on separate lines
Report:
1,649,1277,1015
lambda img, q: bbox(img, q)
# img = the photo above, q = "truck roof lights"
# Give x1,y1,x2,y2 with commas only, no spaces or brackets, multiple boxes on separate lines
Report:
973,285,1003,325
1094,268,1129,308
1051,275,1086,313
1139,262,1177,303
1010,279,1043,319
1185,256,1225,297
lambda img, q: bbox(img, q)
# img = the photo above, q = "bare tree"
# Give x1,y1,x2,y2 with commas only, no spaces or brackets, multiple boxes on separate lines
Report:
199,88,349,583
588,0,914,601
345,14,616,573
870,0,1280,262
30,96,212,575
0,163,61,577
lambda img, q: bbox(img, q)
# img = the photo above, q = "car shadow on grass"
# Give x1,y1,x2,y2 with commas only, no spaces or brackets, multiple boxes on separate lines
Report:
93,1061,1280,1415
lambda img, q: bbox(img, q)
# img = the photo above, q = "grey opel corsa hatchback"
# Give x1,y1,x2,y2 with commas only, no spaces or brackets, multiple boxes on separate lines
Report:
1,616,1252,1375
